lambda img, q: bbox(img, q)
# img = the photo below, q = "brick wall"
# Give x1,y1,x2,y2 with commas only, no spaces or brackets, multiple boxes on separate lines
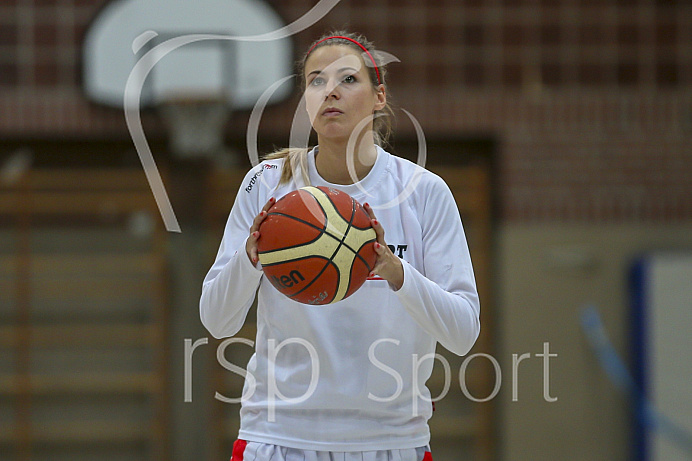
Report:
1,0,690,222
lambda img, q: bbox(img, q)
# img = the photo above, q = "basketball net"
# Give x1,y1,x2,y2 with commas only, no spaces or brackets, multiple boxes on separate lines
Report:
158,96,230,161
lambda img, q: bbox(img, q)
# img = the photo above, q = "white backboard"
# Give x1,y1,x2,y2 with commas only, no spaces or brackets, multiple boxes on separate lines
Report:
83,0,294,109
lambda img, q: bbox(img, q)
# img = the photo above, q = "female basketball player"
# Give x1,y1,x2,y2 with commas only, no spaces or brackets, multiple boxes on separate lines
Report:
200,31,480,461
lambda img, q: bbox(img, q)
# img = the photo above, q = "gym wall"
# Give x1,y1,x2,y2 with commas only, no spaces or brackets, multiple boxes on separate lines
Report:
1,1,690,460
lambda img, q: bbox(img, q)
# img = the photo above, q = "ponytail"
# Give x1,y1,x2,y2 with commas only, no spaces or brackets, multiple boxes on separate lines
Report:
262,148,311,186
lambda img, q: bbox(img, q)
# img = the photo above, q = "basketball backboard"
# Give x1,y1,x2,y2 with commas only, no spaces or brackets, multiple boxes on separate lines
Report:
83,0,294,109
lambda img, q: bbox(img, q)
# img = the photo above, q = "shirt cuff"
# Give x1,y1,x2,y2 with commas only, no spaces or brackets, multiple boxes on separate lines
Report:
391,259,414,294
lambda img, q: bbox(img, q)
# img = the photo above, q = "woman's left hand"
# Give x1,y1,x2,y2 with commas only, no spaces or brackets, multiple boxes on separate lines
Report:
363,203,404,290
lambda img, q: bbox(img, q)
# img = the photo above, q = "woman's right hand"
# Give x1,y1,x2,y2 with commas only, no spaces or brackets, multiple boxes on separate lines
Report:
246,197,275,265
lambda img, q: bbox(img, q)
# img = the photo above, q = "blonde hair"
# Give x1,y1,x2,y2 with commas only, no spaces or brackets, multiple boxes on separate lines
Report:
263,147,311,185
263,30,395,185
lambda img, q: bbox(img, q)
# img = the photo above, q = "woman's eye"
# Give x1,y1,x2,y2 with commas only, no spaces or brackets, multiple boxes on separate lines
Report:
311,77,325,86
343,75,356,83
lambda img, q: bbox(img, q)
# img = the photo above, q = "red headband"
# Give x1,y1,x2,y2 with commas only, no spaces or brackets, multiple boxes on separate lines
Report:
307,35,381,84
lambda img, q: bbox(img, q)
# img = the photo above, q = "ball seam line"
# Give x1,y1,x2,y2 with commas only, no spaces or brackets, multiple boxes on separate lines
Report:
284,187,353,303
260,196,374,271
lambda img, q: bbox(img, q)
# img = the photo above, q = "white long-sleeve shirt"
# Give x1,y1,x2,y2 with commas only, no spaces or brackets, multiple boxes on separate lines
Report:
200,145,480,451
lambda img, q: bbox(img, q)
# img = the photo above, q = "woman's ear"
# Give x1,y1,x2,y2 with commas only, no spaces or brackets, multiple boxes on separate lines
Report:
374,84,386,111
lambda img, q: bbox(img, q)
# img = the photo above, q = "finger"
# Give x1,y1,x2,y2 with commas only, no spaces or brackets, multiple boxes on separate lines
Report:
250,209,268,233
249,213,262,233
246,230,260,263
261,197,276,213
373,241,385,255
370,218,386,244
369,260,385,278
250,198,276,233
363,202,377,220
370,242,389,277
363,203,385,243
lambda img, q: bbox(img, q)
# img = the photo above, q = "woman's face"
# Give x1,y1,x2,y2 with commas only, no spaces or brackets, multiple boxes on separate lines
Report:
304,45,385,143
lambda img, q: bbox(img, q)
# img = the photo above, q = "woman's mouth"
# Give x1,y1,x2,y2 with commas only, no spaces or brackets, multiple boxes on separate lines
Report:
322,107,343,117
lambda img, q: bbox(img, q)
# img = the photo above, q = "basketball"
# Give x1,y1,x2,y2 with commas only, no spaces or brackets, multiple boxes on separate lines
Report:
257,186,377,305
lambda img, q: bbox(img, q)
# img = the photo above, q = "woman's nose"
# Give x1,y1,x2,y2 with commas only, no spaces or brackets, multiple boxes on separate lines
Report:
324,79,340,100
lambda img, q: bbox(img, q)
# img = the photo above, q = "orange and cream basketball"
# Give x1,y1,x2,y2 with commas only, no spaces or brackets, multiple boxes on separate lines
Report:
257,186,377,305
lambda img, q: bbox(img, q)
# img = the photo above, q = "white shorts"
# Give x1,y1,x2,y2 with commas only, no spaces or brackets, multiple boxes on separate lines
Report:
231,440,433,461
